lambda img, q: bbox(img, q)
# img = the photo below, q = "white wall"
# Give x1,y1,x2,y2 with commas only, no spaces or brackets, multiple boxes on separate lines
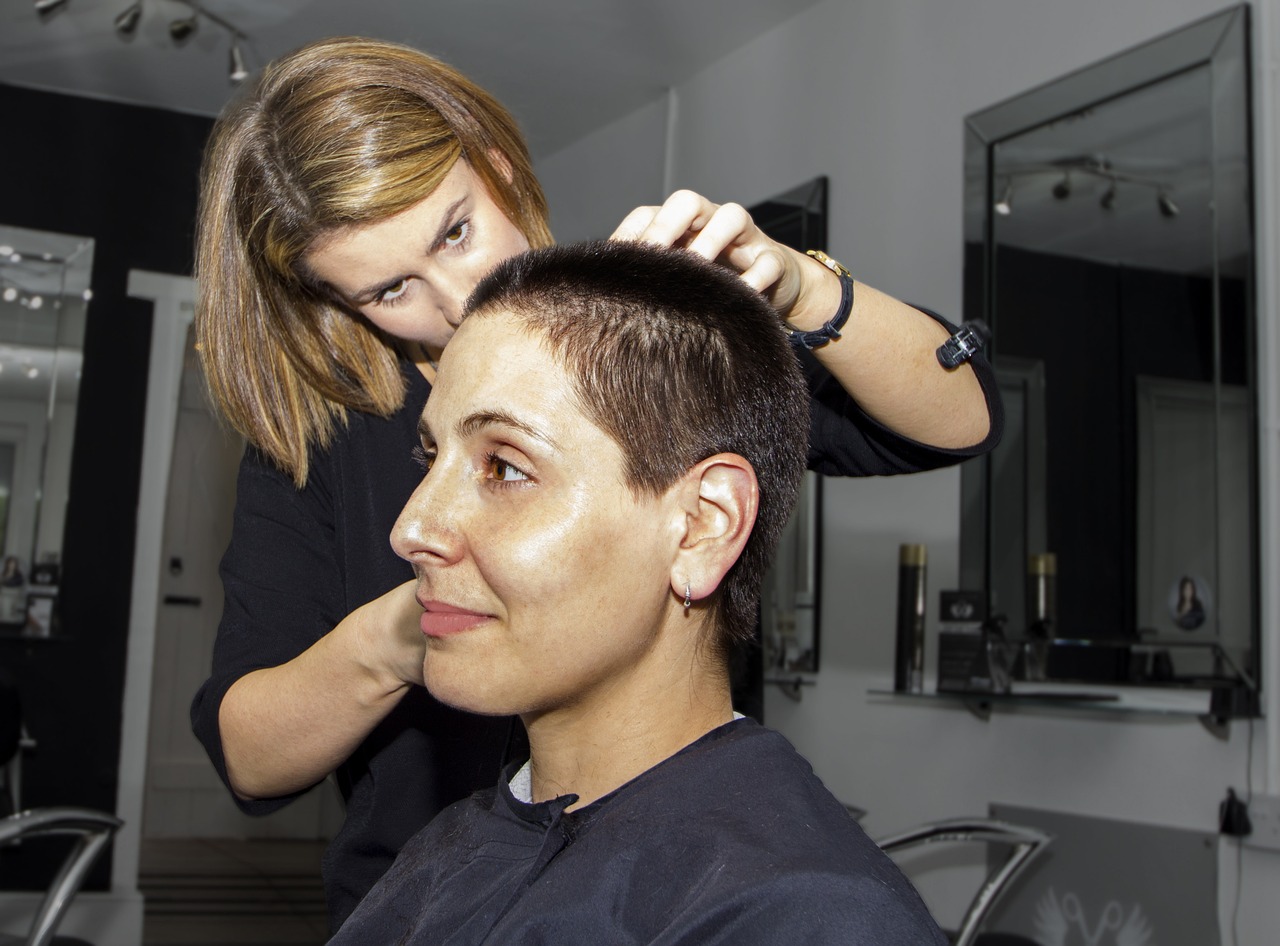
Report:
537,93,669,241
537,0,1280,940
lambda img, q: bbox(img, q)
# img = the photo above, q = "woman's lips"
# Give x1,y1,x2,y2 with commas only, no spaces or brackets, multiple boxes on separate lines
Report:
419,601,489,638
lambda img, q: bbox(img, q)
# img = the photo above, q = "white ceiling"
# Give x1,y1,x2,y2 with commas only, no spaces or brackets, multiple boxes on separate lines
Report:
1,0,822,159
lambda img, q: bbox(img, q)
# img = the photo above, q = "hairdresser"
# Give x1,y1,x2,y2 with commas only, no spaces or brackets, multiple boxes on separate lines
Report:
190,36,999,931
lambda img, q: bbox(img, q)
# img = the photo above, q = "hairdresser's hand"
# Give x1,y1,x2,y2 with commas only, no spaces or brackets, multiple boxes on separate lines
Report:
610,190,841,333
219,577,428,800
353,578,429,689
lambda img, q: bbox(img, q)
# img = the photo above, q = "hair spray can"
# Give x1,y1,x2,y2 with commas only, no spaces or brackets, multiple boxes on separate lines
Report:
1026,552,1057,631
894,544,927,693
1024,552,1056,682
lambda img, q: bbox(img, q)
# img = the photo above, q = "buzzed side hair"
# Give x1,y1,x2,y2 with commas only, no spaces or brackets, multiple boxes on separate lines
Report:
463,240,809,653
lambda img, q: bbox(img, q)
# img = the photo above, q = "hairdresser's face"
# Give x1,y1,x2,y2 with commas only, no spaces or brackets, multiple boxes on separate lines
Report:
304,161,529,357
391,312,682,720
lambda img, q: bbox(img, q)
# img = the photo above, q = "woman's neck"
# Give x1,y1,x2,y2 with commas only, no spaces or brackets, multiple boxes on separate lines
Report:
522,652,733,811
402,341,442,384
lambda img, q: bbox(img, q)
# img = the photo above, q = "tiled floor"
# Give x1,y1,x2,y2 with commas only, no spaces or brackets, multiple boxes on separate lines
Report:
139,838,328,946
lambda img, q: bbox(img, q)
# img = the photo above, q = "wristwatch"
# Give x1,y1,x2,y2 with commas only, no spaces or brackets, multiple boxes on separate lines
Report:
788,250,855,350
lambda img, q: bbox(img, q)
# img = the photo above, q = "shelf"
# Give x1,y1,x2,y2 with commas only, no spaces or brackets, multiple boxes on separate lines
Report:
868,682,1253,736
0,629,65,642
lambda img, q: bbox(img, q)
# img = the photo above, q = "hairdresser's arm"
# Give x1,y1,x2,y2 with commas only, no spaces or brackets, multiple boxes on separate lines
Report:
611,191,989,450
216,580,425,799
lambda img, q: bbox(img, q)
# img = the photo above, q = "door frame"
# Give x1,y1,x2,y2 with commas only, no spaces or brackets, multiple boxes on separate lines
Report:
112,270,194,919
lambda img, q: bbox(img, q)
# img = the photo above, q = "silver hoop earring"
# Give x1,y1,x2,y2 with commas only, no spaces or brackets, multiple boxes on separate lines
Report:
684,583,692,610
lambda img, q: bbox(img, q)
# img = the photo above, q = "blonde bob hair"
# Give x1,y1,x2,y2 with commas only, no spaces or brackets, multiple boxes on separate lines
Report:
195,37,553,485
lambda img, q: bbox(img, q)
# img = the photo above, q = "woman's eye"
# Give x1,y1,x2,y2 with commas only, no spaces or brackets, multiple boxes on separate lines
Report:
378,278,410,306
442,220,471,249
412,444,436,473
485,453,528,483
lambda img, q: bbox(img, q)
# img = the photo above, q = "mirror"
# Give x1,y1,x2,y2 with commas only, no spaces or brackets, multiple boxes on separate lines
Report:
0,225,91,637
750,177,827,690
960,6,1258,691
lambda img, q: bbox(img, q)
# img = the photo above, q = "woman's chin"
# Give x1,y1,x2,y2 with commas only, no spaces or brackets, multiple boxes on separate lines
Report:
424,675,521,718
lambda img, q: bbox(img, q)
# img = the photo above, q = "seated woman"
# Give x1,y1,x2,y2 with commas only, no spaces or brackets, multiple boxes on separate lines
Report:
330,240,946,944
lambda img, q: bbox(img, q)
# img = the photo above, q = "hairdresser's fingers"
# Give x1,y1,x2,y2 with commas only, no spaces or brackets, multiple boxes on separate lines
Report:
610,205,661,242
682,204,807,311
747,246,806,316
739,246,792,299
616,194,780,287
612,190,716,248
682,200,754,261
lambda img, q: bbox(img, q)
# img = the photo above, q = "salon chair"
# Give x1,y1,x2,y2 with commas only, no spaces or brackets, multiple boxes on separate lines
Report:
0,807,123,946
876,818,1049,946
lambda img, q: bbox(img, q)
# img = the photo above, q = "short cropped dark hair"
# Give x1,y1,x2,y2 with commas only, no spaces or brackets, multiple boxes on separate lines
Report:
463,240,809,653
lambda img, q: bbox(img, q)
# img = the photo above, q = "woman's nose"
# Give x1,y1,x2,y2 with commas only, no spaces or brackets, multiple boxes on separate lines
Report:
425,269,475,329
391,470,463,567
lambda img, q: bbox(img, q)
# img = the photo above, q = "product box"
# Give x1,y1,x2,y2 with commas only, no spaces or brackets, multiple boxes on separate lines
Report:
936,590,991,693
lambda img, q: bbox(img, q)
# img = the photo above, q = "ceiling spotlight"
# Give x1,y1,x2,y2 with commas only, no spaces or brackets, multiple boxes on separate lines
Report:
34,0,70,13
169,12,198,41
1051,174,1071,200
28,295,43,310
1157,191,1180,218
1,288,16,303
229,41,249,83
26,366,39,380
994,182,1013,217
1100,181,1117,210
115,1,143,36
103,0,251,94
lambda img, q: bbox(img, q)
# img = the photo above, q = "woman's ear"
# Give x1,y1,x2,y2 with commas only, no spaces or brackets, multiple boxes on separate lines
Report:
671,453,758,605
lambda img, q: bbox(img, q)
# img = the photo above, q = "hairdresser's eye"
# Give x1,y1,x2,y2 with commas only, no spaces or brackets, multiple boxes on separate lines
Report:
378,278,411,306
485,452,529,484
442,220,471,250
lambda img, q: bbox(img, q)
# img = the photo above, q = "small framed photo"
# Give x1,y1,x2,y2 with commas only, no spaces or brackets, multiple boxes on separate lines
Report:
24,594,55,638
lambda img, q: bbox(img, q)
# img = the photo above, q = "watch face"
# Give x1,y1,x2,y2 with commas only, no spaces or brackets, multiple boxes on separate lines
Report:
806,249,851,277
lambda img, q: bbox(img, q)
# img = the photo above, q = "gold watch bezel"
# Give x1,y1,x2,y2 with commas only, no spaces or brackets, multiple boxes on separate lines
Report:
806,249,853,279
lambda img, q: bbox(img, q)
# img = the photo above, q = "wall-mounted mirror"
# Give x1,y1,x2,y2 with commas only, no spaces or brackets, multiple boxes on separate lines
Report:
751,177,826,693
960,6,1258,693
0,225,91,637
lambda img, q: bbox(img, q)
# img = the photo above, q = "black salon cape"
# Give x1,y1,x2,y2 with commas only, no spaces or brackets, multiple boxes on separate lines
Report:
329,719,946,945
191,307,1003,931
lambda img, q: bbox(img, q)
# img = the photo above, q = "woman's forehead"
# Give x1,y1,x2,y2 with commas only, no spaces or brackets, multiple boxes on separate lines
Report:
428,315,578,437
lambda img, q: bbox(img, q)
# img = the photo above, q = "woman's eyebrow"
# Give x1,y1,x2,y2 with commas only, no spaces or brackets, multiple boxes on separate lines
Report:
456,409,560,450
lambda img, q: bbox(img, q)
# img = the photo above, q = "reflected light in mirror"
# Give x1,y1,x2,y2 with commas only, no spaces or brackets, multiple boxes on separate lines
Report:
0,223,92,586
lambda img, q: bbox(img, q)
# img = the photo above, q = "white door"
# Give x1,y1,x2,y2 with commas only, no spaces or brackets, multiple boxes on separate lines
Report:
141,325,342,839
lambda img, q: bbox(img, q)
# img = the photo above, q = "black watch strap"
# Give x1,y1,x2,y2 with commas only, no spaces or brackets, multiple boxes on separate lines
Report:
789,250,855,350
